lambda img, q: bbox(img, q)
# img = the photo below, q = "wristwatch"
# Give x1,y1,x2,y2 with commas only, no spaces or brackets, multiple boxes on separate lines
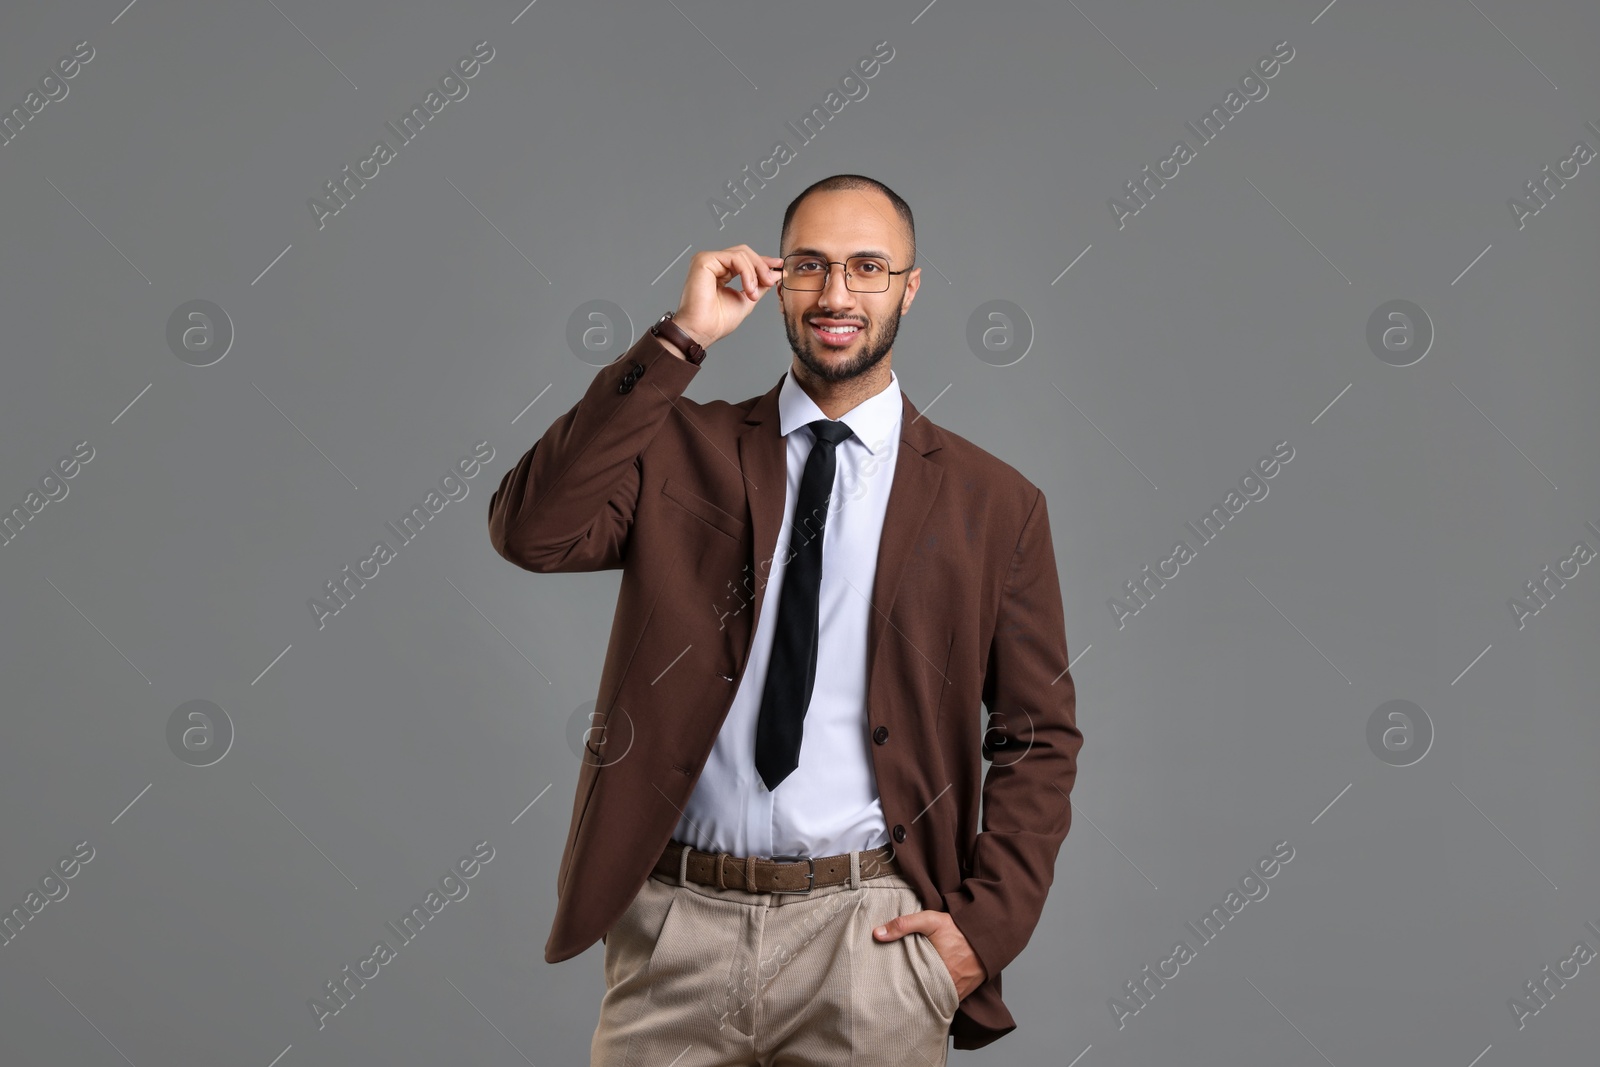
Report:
650,311,707,366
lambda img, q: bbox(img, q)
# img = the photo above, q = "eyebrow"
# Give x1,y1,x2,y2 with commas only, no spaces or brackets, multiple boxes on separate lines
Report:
787,246,895,260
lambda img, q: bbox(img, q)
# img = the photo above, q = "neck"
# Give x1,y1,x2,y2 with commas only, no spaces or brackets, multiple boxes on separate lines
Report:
790,358,894,420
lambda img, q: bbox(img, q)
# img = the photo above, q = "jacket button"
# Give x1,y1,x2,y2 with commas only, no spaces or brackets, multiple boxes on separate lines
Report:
873,725,889,744
892,824,906,843
632,361,646,377
617,378,634,394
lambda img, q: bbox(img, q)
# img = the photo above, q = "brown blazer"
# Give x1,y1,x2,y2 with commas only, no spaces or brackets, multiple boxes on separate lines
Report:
486,327,1082,1051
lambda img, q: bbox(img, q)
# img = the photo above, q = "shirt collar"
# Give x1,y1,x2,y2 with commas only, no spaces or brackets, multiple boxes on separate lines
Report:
778,368,902,457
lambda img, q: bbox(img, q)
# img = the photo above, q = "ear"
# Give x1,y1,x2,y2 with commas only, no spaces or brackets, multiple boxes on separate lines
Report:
901,267,921,314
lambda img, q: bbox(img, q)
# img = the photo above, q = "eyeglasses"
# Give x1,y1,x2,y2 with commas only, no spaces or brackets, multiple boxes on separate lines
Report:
780,254,913,293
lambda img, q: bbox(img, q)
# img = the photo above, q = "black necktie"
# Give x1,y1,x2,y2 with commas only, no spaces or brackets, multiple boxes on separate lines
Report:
755,418,854,791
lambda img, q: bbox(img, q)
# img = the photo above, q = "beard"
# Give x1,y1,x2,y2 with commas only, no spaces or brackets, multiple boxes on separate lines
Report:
783,305,901,383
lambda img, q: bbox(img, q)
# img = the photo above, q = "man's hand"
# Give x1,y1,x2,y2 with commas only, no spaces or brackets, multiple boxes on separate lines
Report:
873,911,989,1002
669,244,785,353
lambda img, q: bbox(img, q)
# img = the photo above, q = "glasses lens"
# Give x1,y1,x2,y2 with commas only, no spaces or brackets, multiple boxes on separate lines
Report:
847,257,890,292
783,255,827,291
782,256,892,291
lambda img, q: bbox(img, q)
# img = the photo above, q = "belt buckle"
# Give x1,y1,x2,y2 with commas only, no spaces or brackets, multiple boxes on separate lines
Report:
768,854,815,894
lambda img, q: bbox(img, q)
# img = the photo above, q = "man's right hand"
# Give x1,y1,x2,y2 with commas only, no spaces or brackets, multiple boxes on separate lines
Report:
663,245,785,359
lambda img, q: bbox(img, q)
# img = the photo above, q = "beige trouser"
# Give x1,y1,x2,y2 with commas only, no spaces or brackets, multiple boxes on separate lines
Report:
590,848,960,1066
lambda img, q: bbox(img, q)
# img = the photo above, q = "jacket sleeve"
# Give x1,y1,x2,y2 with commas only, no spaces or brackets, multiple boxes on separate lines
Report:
487,328,699,573
943,487,1083,979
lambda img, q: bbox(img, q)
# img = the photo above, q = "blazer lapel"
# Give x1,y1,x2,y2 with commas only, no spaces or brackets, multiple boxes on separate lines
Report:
864,393,944,699
736,374,791,633
735,377,945,694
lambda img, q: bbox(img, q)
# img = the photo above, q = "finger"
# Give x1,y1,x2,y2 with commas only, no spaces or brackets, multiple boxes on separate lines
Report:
751,258,781,295
724,250,752,298
888,910,937,938
742,253,767,300
747,252,774,294
719,249,745,286
698,249,730,289
875,912,921,939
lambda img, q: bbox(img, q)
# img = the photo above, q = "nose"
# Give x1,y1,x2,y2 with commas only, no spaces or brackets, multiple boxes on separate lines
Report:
817,263,859,310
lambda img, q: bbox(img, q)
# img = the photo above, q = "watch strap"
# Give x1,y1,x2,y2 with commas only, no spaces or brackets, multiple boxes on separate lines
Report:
650,313,707,366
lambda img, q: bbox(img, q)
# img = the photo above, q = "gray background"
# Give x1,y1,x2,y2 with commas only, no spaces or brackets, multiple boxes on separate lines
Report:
2,0,1597,1064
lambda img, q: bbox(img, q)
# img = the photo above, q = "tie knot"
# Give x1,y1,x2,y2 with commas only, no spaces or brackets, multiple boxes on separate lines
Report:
808,419,853,448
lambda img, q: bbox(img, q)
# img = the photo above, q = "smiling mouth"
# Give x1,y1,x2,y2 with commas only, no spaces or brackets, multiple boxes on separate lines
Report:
810,322,863,346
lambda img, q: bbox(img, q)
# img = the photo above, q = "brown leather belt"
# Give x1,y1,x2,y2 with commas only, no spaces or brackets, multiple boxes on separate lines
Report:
654,838,899,894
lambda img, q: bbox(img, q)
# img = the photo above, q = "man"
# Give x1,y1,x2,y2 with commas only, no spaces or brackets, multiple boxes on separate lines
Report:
487,174,1081,1063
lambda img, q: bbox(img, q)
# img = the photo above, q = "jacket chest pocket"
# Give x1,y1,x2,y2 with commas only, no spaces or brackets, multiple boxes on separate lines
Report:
660,477,746,542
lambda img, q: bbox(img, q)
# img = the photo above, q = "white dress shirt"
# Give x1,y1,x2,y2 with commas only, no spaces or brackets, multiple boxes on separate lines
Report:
673,367,903,860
